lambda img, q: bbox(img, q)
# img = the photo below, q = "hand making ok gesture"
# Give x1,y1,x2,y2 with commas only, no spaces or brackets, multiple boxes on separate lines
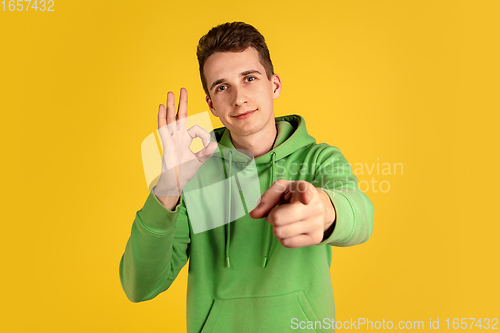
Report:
154,88,218,209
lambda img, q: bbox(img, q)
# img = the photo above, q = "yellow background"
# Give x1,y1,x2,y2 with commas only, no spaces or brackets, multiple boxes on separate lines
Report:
1,0,499,332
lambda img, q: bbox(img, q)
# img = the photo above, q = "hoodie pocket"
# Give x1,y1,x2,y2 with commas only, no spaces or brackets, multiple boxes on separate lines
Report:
200,290,320,333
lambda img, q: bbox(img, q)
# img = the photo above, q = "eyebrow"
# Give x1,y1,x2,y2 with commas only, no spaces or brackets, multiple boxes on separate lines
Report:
209,70,262,91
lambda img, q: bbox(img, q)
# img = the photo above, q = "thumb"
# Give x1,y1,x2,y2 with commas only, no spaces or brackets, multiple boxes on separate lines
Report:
250,179,290,219
290,181,312,205
195,142,218,164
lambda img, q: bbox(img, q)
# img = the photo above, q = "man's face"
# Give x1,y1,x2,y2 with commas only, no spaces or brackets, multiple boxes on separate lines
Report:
204,47,281,140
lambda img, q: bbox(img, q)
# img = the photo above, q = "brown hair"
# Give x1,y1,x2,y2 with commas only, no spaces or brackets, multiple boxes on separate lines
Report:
197,22,274,97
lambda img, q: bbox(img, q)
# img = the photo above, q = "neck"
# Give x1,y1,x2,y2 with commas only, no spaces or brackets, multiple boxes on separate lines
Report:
230,123,277,158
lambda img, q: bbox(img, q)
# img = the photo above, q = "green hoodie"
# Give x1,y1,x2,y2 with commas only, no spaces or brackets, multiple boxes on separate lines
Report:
119,114,374,333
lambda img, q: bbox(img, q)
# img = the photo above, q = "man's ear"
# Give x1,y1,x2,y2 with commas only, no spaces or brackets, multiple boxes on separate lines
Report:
206,95,218,117
271,74,282,100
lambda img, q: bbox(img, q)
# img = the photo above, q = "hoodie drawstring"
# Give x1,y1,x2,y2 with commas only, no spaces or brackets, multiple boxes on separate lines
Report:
263,151,277,268
224,150,277,268
225,150,233,268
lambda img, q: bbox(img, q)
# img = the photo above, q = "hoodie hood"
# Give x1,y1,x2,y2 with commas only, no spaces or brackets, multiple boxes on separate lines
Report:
213,114,316,163
210,114,316,268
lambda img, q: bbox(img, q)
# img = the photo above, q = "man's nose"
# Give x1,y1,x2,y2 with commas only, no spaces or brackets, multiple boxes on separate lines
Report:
232,85,248,106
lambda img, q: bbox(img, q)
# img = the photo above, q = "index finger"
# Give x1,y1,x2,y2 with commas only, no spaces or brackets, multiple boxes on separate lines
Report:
187,124,212,147
249,179,290,219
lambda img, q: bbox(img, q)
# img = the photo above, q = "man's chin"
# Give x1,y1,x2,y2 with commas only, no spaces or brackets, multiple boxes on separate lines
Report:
228,124,261,138
231,127,258,137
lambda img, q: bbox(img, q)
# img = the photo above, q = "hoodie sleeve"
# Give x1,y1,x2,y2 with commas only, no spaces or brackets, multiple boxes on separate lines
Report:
119,186,190,303
311,145,375,247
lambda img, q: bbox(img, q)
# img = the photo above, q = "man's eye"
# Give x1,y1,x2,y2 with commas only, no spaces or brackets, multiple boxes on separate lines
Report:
245,76,255,82
216,85,227,92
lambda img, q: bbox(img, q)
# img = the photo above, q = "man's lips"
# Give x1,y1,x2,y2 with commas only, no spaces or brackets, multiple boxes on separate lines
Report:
232,109,257,119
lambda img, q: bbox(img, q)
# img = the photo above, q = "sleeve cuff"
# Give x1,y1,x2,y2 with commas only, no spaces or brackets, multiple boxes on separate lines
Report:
136,186,183,234
317,188,356,246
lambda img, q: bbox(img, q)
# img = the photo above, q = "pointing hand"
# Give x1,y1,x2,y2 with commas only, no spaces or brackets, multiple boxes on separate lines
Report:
250,180,336,248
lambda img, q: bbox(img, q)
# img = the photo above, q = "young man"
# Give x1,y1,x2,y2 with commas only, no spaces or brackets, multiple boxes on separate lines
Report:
120,22,374,332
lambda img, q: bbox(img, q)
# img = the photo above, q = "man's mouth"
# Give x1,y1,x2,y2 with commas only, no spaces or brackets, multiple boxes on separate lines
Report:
232,109,257,119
